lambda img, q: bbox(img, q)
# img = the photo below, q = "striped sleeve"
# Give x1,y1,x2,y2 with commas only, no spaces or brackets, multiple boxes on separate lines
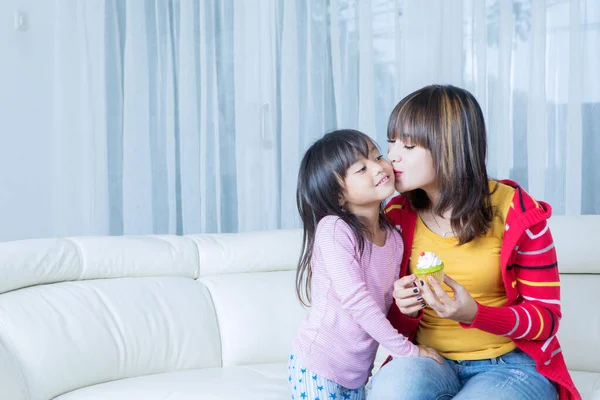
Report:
461,220,561,341
316,217,419,358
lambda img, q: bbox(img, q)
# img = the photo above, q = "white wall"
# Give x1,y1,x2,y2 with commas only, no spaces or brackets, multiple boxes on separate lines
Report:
0,1,54,241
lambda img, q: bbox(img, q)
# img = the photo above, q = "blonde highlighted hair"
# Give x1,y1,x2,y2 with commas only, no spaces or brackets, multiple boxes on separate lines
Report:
387,84,495,244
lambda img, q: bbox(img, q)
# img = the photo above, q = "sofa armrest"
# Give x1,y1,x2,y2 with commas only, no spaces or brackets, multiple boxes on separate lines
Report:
0,338,29,400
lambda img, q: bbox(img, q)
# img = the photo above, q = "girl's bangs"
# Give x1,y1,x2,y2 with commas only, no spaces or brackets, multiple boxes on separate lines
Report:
330,133,374,170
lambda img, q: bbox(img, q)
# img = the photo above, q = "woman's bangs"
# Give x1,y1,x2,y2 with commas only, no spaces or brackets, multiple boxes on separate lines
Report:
390,101,430,148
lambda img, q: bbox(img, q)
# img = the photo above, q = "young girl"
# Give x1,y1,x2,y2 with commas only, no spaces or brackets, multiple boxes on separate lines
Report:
368,85,580,400
289,129,441,400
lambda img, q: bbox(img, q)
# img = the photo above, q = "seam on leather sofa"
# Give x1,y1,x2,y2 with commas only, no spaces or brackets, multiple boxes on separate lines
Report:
187,237,201,280
195,280,223,368
65,237,85,280
0,318,32,400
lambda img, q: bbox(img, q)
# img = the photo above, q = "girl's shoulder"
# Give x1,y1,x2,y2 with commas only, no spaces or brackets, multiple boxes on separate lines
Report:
315,215,352,239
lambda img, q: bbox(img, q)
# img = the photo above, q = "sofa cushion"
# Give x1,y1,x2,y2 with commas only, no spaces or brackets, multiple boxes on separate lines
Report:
189,229,302,277
548,216,600,274
199,270,306,366
0,235,198,295
53,364,289,400
570,371,600,400
0,277,221,400
559,274,600,373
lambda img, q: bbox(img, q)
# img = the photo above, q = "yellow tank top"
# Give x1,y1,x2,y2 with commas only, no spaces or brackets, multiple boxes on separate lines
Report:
410,181,516,360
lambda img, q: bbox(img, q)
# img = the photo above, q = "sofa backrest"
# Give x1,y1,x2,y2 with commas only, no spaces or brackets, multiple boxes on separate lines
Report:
0,216,597,399
189,229,305,367
0,236,220,400
548,216,600,374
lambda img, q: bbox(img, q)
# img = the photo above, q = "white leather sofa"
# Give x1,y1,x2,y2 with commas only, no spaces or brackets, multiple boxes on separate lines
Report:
0,216,598,400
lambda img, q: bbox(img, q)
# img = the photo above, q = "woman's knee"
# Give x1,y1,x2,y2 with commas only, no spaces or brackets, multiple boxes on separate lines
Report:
368,357,459,400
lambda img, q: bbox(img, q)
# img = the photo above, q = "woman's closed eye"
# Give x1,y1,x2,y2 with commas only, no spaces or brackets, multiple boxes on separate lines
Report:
375,155,384,162
386,138,415,150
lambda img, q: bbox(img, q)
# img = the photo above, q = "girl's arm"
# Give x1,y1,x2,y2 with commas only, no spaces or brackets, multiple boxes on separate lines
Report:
316,217,419,358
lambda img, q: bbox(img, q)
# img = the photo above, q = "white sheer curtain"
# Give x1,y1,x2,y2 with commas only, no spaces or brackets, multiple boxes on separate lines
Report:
0,0,598,241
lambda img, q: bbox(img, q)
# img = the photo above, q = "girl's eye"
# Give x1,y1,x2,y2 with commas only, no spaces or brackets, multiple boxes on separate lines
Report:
404,145,415,150
375,155,384,161
386,139,396,143
357,166,367,173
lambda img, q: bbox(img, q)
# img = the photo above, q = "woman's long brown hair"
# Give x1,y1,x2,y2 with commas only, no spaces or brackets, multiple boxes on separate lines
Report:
387,84,495,245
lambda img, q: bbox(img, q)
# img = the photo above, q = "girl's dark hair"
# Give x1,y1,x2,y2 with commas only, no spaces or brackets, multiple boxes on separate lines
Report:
295,129,392,306
387,84,494,245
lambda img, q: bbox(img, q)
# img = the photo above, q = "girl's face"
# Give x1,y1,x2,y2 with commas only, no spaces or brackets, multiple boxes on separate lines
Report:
387,137,437,193
341,146,395,212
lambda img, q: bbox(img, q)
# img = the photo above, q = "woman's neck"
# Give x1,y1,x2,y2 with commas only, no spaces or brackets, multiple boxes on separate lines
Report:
422,187,452,217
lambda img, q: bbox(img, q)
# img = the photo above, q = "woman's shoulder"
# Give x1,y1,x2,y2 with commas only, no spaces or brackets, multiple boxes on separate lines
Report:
492,180,553,237
384,194,415,228
489,180,517,209
384,193,410,212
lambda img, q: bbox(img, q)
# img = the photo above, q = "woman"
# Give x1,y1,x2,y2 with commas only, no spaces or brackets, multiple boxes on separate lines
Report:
368,85,580,399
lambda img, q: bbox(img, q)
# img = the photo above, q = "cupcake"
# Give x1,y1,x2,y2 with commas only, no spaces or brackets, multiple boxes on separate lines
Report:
414,252,445,285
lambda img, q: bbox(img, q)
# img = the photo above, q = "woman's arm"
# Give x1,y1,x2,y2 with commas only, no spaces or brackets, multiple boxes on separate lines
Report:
422,220,560,342
460,219,561,341
388,275,424,341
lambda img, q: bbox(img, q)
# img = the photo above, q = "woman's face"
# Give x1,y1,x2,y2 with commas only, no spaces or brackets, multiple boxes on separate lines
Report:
387,137,437,193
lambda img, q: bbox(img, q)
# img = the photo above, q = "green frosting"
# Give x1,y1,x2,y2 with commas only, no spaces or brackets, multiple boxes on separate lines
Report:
414,263,444,275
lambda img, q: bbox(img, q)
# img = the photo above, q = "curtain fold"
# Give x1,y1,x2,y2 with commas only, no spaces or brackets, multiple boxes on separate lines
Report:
1,0,598,242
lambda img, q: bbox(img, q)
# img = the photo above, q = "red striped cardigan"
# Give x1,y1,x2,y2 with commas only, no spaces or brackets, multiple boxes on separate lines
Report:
383,179,580,400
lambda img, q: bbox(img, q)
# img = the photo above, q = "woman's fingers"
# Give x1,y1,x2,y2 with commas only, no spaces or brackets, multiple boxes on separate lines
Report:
427,276,453,304
393,274,417,292
395,293,425,310
393,284,421,300
396,301,425,317
416,279,440,307
393,275,421,300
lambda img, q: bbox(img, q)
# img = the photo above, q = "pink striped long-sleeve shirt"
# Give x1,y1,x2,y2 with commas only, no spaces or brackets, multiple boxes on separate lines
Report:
292,216,418,389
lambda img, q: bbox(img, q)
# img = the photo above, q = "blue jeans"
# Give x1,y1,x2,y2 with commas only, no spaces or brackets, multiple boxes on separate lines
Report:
368,348,557,400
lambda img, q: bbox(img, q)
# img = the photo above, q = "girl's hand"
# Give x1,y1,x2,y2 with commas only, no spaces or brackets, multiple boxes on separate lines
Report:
419,274,478,324
393,274,426,318
417,344,444,364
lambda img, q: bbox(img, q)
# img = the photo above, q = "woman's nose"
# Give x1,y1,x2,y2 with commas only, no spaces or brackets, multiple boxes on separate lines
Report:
387,149,400,164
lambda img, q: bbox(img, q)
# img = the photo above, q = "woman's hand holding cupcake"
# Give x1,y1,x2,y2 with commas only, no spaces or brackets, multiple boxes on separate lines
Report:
393,274,426,317
419,274,479,325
